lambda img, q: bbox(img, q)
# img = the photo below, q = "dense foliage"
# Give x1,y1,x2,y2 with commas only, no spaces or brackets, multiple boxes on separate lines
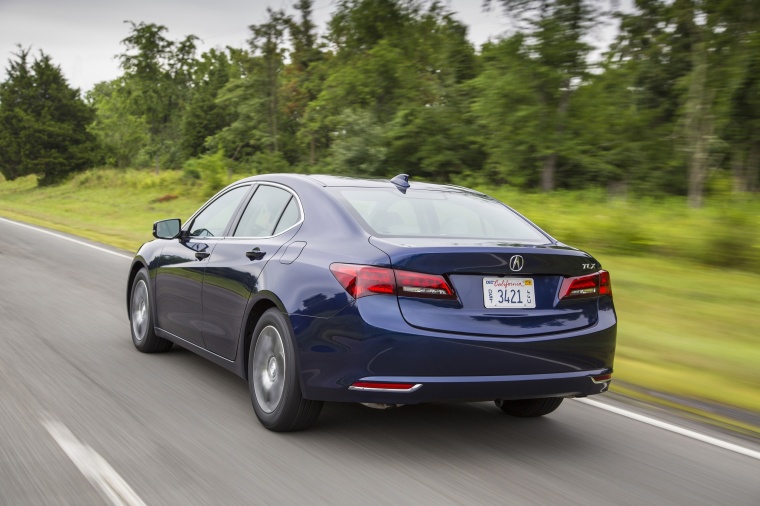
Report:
0,47,95,185
2,0,760,204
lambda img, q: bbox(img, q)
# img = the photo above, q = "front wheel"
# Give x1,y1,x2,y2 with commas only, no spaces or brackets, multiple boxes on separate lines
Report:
129,269,173,353
248,308,322,431
495,397,563,417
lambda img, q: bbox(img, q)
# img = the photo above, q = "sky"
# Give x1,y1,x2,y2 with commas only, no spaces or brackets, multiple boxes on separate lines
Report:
0,0,621,93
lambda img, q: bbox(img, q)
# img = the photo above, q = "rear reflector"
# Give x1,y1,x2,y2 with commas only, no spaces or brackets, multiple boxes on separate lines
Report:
330,263,456,300
349,382,422,392
591,374,612,383
559,270,612,300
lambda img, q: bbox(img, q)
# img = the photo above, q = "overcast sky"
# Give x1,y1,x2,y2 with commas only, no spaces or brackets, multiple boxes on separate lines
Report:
0,0,620,93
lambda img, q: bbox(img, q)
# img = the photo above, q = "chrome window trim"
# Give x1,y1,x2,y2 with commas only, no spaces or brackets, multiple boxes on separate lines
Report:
231,182,305,239
183,183,253,236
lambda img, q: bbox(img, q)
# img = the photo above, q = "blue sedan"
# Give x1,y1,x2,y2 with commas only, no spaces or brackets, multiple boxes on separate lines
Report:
127,174,616,431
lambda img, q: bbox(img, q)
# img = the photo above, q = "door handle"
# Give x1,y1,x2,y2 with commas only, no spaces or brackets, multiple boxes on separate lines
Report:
246,247,266,261
195,251,210,260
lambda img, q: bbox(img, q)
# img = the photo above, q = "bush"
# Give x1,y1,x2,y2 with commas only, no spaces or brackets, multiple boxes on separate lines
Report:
700,208,760,271
183,150,229,197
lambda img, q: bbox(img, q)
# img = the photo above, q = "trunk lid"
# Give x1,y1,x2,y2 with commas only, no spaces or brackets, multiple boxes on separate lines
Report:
369,237,601,337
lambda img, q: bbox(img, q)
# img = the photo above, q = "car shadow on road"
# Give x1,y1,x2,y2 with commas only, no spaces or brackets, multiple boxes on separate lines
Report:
160,345,602,465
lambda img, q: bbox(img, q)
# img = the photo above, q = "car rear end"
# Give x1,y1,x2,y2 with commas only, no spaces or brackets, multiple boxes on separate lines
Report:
295,180,616,404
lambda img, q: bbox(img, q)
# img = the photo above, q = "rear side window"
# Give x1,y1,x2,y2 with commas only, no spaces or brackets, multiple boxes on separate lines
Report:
333,188,549,243
274,198,300,235
234,185,300,237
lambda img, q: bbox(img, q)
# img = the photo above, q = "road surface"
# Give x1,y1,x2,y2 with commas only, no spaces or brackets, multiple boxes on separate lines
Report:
1,218,758,505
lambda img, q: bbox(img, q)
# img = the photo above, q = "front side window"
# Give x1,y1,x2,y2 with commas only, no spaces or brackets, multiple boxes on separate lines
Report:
234,185,300,237
188,186,250,238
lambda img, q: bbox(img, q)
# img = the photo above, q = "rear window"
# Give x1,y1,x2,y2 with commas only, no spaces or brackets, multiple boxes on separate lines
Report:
332,188,549,243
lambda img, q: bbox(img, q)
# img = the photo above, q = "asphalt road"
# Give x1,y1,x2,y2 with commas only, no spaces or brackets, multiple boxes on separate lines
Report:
1,217,759,506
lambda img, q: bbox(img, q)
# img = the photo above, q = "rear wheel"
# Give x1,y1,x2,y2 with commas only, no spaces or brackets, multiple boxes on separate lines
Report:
249,308,322,431
495,397,563,417
129,269,173,353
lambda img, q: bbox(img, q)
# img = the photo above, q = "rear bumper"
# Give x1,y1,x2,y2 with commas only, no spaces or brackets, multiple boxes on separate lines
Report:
290,296,616,404
324,371,611,404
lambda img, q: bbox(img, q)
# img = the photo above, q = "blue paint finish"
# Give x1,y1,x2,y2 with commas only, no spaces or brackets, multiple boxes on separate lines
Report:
131,173,617,407
291,295,615,402
279,241,307,264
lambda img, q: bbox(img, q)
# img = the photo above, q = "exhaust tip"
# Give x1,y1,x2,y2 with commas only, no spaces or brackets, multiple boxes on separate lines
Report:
360,403,402,409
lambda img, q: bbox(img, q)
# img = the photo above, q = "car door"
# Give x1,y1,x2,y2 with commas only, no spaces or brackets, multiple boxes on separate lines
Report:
154,184,252,347
201,183,303,359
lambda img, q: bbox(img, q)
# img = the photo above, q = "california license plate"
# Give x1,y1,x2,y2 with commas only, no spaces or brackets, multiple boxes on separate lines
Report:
483,278,536,308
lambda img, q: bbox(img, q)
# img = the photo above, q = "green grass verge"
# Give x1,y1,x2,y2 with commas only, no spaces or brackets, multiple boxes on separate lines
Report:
0,170,202,251
2,169,759,427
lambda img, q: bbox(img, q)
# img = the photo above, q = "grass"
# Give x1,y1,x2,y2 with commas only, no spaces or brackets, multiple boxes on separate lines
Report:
602,255,760,413
0,170,202,250
483,186,760,273
2,169,759,427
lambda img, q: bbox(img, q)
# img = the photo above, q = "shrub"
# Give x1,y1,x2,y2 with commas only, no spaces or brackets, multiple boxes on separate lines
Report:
183,150,229,197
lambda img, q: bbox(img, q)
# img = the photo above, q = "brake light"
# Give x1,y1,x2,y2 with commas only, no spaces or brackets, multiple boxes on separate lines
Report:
329,264,394,298
559,270,612,300
330,263,456,300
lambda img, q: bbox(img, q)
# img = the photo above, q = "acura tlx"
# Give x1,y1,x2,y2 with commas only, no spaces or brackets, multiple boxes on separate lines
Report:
127,174,616,431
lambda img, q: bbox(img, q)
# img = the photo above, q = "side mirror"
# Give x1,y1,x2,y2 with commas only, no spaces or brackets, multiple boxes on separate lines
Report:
153,219,181,239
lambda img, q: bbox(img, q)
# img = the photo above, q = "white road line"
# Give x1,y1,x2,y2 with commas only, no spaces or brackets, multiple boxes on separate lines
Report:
576,398,760,460
7,217,760,462
42,419,147,506
0,217,132,259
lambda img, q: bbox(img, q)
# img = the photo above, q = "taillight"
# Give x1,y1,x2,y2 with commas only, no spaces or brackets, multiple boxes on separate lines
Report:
599,270,612,296
330,263,456,300
329,264,394,298
395,270,455,299
559,270,612,300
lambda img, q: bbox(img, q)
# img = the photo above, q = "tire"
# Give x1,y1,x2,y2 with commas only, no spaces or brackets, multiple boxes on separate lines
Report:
248,308,323,432
495,397,563,417
129,269,173,353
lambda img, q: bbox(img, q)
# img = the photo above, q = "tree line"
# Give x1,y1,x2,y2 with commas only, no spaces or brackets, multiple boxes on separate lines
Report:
1,0,759,206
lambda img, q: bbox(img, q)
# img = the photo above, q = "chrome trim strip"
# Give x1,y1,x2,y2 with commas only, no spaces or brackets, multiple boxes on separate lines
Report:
183,183,253,233
155,327,235,363
230,181,305,239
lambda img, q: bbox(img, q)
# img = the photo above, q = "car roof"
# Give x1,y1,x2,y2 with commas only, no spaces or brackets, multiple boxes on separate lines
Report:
239,173,485,196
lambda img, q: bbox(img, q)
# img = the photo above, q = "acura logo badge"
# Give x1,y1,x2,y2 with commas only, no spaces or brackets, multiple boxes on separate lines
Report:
509,255,524,272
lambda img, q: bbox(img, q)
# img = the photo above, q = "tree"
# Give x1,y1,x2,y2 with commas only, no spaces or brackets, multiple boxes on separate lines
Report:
604,0,760,203
118,21,198,172
87,79,149,168
711,0,760,194
482,0,602,191
249,9,291,154
283,0,327,165
308,0,480,174
0,47,95,185
208,10,291,167
180,48,238,159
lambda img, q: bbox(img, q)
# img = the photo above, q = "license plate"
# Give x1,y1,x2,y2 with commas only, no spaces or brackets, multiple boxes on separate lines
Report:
483,277,536,308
